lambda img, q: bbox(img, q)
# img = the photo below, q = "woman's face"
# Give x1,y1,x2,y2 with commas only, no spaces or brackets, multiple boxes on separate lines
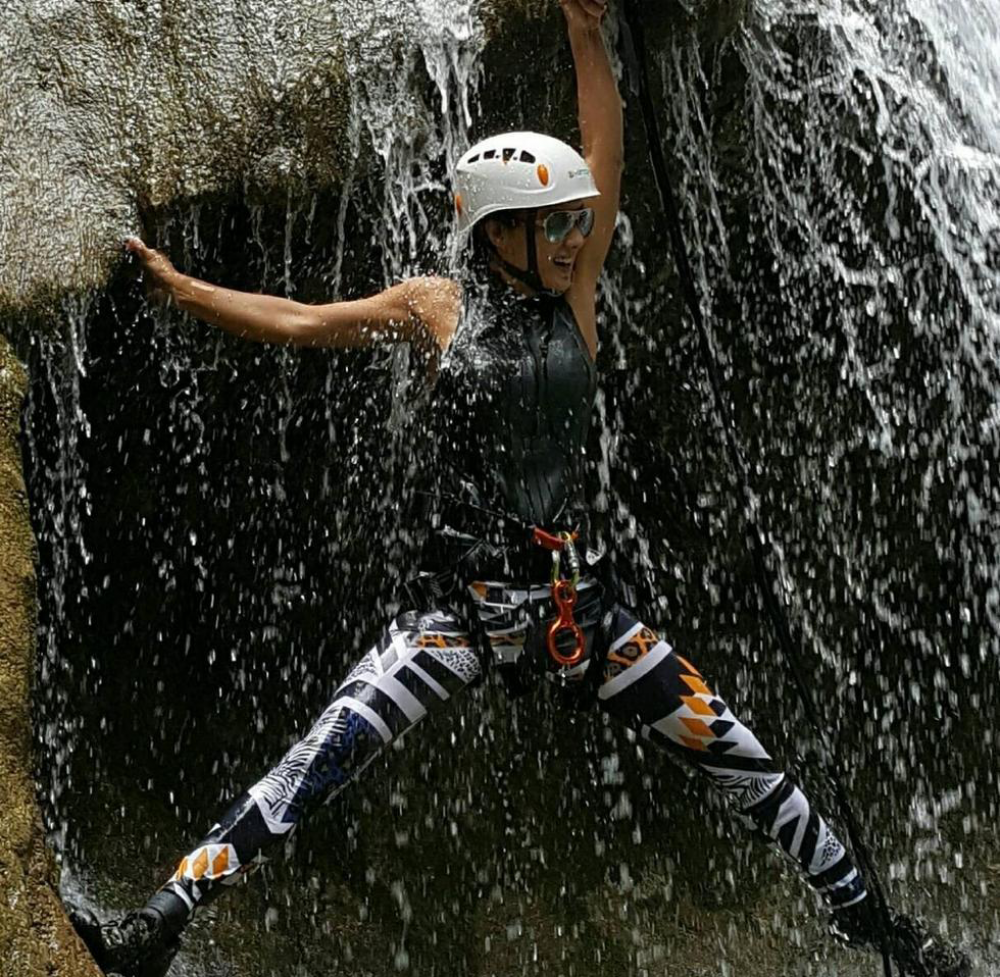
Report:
485,200,593,293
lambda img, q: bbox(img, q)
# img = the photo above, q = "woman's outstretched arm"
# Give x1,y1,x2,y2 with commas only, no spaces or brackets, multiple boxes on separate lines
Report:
562,0,624,284
125,238,460,353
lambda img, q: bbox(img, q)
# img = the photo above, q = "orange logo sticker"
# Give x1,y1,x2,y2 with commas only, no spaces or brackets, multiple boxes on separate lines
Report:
455,193,464,215
537,164,550,186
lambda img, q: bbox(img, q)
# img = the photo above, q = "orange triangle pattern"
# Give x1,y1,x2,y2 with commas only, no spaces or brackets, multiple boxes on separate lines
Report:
680,735,708,752
681,673,712,697
681,717,715,738
172,845,237,882
681,694,715,717
192,849,209,880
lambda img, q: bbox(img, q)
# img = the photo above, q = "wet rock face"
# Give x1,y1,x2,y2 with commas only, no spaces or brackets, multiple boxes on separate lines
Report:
0,0,740,334
10,0,1000,974
1,3,752,974
0,0,354,332
0,340,97,976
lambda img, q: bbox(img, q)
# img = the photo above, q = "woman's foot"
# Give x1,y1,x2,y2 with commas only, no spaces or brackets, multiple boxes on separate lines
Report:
68,891,188,977
831,899,972,977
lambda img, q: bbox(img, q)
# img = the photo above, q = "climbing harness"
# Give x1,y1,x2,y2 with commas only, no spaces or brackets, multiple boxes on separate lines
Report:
616,4,896,975
411,494,598,678
533,528,586,667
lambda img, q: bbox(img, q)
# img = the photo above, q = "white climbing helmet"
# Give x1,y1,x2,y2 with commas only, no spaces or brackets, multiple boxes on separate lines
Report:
453,131,600,235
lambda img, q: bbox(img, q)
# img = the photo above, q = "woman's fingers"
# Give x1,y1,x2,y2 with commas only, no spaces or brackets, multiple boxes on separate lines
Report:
560,0,607,25
123,236,178,300
124,236,160,271
125,237,163,269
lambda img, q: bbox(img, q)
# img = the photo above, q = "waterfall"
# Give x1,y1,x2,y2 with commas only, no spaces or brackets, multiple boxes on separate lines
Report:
25,295,93,864
13,0,998,972
647,0,999,931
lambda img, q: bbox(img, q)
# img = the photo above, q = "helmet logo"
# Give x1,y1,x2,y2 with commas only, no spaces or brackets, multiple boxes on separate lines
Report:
537,164,550,187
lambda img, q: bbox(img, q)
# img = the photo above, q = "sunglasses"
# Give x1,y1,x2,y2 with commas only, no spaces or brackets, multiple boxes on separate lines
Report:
538,208,595,244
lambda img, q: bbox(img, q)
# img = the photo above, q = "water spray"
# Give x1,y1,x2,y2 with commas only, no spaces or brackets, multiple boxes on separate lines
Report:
616,3,896,974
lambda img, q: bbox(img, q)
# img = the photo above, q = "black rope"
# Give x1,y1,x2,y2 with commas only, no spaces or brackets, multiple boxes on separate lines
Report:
615,5,895,975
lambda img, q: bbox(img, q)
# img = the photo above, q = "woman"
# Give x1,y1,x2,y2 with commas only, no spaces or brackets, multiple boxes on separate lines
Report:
70,2,970,975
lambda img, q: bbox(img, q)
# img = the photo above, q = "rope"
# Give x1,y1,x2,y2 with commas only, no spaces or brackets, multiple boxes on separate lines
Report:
615,5,895,974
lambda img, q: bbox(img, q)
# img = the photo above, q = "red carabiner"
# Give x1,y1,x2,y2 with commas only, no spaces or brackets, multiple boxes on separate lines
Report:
547,578,586,668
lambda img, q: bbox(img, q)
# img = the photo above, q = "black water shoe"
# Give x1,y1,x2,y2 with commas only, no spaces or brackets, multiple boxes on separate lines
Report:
831,899,971,977
68,892,187,977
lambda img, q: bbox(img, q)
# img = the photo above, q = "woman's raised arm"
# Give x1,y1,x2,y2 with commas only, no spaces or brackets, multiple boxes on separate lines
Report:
125,238,460,353
561,0,623,286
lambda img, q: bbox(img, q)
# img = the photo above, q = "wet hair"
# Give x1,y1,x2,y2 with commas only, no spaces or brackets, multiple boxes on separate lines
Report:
469,211,526,279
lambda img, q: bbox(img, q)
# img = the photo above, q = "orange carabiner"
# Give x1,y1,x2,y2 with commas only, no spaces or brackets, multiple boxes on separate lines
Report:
547,578,586,668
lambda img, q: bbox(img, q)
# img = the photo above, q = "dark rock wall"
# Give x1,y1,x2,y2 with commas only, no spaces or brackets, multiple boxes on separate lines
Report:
6,0,998,974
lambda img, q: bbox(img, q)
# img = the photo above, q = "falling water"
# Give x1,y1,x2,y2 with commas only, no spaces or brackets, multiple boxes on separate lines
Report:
14,0,1000,974
645,0,1000,963
24,295,93,863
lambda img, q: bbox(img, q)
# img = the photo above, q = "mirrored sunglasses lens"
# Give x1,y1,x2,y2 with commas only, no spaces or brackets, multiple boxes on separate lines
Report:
545,212,574,243
580,208,595,237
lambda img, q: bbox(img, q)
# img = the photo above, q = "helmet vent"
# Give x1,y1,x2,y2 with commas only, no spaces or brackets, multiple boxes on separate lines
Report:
519,151,536,163
502,148,517,162
468,154,480,163
483,149,497,160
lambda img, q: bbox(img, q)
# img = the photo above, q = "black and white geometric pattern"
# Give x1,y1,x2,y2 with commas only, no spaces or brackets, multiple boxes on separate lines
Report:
468,576,604,681
162,609,481,910
160,589,867,916
597,604,868,911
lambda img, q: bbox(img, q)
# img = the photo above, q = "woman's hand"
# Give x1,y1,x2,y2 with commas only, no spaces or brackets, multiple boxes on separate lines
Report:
559,0,607,32
124,237,180,302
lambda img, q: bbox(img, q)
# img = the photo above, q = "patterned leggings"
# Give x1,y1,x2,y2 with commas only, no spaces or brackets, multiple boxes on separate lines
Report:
159,577,866,917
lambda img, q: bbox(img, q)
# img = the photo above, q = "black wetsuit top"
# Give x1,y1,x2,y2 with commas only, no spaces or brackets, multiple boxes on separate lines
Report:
421,277,598,575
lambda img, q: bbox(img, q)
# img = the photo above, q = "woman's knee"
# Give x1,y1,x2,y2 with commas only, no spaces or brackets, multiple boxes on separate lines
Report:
248,609,480,825
596,609,769,758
